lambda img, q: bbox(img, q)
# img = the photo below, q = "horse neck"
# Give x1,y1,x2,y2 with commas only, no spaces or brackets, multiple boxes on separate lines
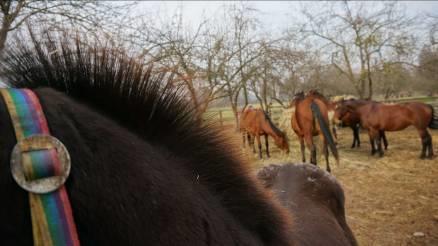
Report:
262,118,283,141
4,88,293,245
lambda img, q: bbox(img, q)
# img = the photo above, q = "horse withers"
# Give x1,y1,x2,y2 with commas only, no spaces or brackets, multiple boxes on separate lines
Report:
240,106,289,159
257,163,358,246
343,101,438,158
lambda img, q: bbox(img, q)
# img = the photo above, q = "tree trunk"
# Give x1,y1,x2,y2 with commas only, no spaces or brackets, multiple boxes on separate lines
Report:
0,18,11,57
359,78,366,99
367,76,373,100
366,53,373,99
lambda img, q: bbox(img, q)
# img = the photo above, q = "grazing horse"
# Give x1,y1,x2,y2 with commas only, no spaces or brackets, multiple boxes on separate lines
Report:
290,91,339,172
240,107,289,159
346,101,438,158
257,163,358,246
333,99,388,149
0,36,294,245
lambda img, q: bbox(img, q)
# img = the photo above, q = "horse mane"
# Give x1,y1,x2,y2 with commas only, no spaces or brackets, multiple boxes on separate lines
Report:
0,33,293,244
260,110,284,137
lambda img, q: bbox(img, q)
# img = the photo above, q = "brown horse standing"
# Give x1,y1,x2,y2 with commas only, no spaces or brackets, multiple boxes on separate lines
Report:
240,107,289,159
306,90,338,142
349,101,438,158
291,91,339,172
334,98,388,149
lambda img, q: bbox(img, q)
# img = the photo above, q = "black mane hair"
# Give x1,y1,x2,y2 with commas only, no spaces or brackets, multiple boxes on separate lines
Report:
263,110,286,138
0,33,292,244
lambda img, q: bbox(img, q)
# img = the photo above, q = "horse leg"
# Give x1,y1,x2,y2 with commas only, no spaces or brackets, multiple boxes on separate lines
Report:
251,134,256,154
351,126,357,148
418,129,428,159
256,134,262,159
299,137,306,162
332,126,338,145
427,131,434,158
304,135,317,165
369,131,376,155
376,134,384,157
381,130,388,150
356,125,361,147
265,134,270,158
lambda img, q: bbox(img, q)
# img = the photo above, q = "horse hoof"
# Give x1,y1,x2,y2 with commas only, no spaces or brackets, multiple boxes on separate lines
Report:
378,153,384,158
420,155,426,159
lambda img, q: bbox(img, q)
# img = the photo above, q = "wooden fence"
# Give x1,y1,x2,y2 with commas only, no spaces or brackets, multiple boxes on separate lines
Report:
206,96,438,128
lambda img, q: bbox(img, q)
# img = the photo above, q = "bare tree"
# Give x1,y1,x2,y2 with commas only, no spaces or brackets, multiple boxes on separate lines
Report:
0,0,133,55
296,1,417,99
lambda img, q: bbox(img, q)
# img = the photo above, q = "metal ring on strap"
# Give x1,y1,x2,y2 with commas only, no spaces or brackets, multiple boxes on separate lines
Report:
10,134,71,194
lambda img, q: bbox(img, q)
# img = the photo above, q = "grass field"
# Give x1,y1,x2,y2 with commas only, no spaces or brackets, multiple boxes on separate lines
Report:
211,96,438,245
218,124,438,246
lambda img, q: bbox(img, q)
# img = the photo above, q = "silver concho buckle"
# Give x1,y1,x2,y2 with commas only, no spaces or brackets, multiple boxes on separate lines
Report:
10,134,71,194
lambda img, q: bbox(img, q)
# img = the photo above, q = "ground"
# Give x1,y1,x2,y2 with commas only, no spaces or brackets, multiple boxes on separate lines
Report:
221,124,438,246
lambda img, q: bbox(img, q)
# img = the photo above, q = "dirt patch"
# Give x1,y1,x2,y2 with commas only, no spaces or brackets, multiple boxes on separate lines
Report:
221,124,438,245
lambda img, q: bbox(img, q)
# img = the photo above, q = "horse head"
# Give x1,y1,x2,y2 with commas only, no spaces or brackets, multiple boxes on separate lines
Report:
275,132,290,155
333,102,357,127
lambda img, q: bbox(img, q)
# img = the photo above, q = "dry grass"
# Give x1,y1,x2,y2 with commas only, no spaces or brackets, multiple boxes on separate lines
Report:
222,124,438,246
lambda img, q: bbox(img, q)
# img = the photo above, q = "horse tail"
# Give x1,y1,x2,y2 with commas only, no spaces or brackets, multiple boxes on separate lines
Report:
428,104,438,129
310,101,340,165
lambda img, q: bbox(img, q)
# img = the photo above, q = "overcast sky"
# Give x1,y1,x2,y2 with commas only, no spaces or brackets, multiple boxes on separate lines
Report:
134,1,438,34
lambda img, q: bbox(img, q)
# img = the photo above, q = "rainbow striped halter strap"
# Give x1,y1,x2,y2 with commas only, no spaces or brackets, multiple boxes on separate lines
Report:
1,88,80,246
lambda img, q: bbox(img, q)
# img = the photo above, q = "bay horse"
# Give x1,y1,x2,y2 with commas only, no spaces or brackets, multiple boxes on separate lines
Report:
306,90,338,142
240,107,289,159
291,91,339,172
333,98,388,149
345,101,438,158
0,35,294,244
257,163,357,246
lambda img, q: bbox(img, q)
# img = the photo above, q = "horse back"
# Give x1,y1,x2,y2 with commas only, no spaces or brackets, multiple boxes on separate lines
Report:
404,102,433,128
360,102,427,131
241,109,268,135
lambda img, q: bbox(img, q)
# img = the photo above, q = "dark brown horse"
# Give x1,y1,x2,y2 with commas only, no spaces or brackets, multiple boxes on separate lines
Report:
0,35,295,245
240,107,289,159
291,91,339,172
333,98,388,149
257,163,357,246
346,101,438,158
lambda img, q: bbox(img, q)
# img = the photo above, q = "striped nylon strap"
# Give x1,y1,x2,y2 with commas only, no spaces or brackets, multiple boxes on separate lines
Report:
1,88,80,246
